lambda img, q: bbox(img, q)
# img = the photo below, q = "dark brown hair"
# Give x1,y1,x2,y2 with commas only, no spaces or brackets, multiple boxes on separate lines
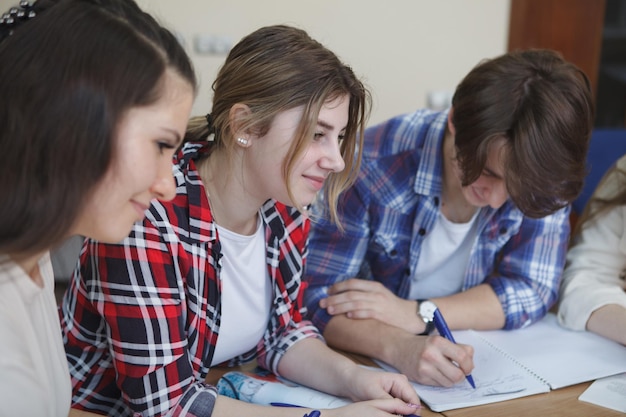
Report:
186,25,371,224
0,0,197,254
452,49,594,218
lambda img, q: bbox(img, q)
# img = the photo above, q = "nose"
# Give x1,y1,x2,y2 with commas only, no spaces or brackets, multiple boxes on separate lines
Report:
150,162,176,202
488,182,508,209
320,138,345,173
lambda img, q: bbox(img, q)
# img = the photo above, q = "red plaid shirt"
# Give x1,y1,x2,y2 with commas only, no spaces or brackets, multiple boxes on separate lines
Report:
60,142,321,417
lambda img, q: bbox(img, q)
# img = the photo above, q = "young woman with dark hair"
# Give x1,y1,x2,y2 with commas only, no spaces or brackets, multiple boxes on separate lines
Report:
0,0,197,415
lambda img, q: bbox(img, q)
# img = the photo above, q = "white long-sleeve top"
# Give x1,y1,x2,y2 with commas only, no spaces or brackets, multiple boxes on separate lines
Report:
558,155,626,330
0,252,72,417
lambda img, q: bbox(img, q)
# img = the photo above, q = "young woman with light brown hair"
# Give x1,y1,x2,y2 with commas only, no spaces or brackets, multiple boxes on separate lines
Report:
61,25,421,417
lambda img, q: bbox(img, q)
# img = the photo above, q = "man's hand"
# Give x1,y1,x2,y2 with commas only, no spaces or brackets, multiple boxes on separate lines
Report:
319,278,424,334
391,332,475,387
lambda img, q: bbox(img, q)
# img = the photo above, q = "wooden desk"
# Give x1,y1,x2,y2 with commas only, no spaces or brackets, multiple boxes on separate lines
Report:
206,358,620,417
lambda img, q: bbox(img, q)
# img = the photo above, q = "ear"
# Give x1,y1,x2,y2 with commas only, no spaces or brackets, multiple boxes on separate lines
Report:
229,103,253,146
447,106,456,136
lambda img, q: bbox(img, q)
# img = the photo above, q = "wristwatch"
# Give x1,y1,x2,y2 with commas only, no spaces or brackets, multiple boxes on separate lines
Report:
417,300,437,335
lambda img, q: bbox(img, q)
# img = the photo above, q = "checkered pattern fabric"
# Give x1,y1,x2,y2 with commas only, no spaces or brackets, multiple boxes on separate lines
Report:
305,109,570,332
60,142,321,416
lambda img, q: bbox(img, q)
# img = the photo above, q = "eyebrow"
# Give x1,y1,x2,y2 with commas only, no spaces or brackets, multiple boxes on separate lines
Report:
317,119,347,132
483,166,504,179
163,127,183,146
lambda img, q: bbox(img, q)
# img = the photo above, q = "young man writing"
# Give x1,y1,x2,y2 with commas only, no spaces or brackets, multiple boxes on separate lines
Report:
304,49,594,387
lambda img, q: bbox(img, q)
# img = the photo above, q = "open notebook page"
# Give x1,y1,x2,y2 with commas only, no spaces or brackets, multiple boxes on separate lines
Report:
377,329,550,412
473,313,626,389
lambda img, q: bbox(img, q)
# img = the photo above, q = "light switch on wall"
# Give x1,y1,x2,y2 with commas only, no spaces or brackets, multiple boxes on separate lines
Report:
426,90,453,111
193,34,232,55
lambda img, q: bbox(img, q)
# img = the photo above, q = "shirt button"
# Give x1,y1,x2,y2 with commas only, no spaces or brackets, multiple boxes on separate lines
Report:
418,228,426,236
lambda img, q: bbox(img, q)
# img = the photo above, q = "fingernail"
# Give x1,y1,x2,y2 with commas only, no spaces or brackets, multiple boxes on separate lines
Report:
408,403,422,409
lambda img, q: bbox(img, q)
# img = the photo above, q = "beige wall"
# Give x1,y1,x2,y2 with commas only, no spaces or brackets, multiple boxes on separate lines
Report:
1,0,510,125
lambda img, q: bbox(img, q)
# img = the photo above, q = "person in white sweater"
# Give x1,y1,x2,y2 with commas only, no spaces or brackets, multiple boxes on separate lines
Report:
558,154,626,345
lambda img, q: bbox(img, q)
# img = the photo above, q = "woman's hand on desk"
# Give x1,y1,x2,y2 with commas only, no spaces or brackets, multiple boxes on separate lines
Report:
279,338,421,404
342,365,419,404
213,395,422,417
320,279,424,334
323,398,422,417
587,304,626,345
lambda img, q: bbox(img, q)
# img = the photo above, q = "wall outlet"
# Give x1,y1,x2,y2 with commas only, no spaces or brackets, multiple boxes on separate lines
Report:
427,90,453,111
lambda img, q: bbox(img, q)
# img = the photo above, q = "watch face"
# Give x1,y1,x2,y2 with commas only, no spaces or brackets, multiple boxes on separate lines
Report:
419,301,438,322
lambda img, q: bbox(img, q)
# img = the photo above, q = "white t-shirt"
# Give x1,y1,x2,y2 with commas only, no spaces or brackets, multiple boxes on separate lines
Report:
409,210,479,300
211,216,272,366
0,252,72,417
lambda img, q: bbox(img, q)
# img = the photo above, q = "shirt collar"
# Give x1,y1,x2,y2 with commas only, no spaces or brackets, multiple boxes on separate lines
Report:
413,109,449,198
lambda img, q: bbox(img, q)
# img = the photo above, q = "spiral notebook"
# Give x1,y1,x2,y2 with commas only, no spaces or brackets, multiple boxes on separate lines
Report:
379,313,626,412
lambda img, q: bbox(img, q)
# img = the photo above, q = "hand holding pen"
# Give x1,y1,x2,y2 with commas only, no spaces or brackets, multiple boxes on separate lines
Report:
432,308,476,388
419,300,476,388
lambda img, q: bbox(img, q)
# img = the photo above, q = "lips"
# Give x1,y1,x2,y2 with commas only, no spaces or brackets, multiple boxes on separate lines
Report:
131,200,150,218
303,175,326,191
463,186,485,207
473,186,484,202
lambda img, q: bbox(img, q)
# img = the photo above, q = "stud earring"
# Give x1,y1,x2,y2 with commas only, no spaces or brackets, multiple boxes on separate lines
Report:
237,137,248,146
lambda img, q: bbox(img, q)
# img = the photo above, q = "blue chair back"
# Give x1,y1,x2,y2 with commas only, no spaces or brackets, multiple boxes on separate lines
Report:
572,129,626,215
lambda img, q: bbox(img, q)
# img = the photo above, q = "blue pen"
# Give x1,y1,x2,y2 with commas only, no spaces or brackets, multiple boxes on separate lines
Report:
432,307,476,389
270,402,303,407
270,404,321,417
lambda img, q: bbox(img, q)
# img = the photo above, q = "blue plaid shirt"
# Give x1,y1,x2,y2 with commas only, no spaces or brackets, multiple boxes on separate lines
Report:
304,109,570,331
